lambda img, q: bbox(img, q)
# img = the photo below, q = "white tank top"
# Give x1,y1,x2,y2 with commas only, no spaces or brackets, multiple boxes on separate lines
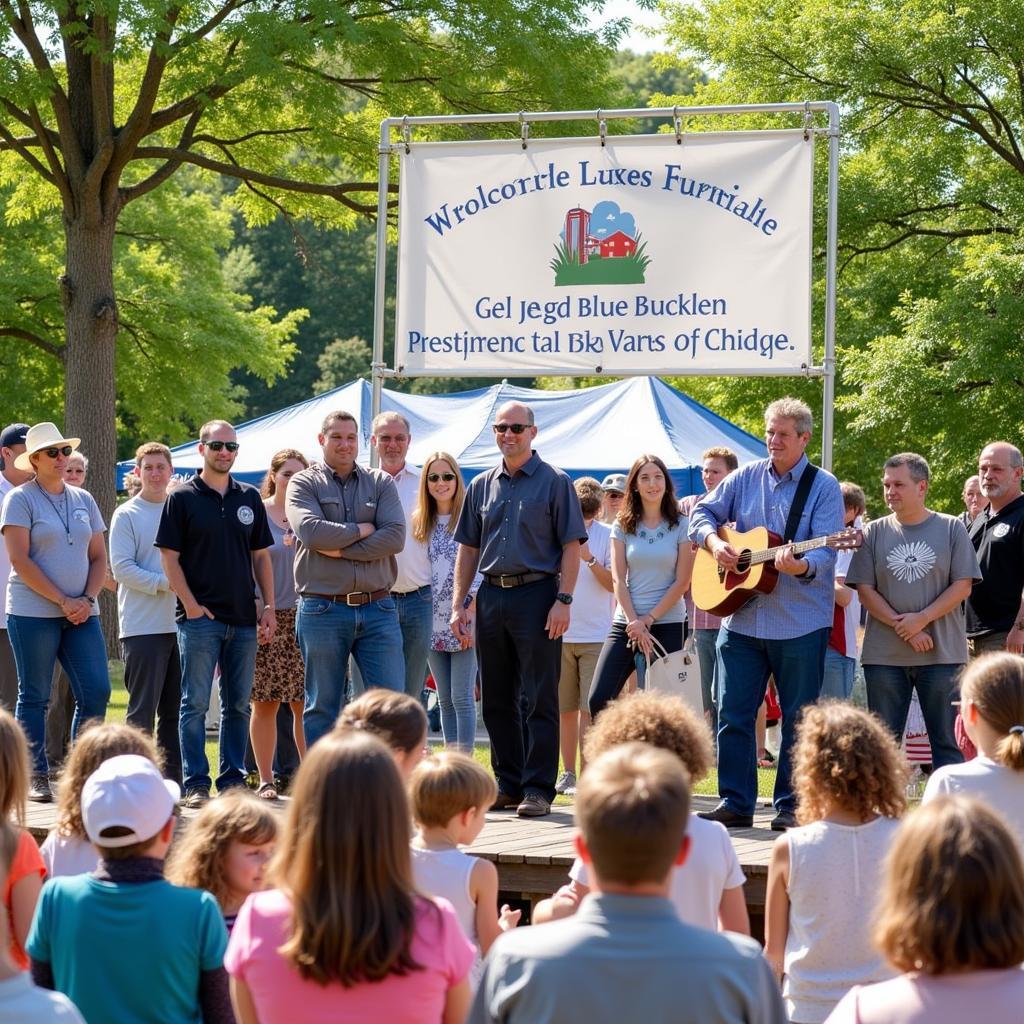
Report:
784,817,900,1023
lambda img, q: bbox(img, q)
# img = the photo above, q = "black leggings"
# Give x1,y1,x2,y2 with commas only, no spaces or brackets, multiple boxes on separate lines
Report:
588,620,686,718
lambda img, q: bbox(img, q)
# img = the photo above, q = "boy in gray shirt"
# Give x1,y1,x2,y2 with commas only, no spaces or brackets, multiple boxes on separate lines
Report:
846,452,980,767
470,742,784,1024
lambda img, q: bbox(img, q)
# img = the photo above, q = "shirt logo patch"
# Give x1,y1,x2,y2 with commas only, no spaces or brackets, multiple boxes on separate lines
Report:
886,541,937,583
993,523,1011,538
237,506,255,526
72,508,90,524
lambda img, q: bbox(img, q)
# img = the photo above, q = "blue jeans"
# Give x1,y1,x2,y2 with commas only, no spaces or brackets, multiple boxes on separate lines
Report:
7,614,111,775
297,595,404,748
177,618,257,793
694,627,720,735
864,663,964,769
821,648,856,700
716,626,829,816
394,586,433,698
428,647,478,752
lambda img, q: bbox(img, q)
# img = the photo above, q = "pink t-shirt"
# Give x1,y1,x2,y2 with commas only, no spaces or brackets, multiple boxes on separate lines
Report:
825,969,1024,1024
224,888,474,1024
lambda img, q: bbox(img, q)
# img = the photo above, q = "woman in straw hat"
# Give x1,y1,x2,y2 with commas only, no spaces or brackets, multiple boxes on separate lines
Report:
0,423,111,803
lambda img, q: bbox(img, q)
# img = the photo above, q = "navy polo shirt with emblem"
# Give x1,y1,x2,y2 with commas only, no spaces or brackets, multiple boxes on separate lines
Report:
967,493,1024,637
155,474,274,625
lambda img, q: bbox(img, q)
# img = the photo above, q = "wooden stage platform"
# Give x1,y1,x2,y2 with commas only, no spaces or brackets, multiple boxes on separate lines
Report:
24,792,778,939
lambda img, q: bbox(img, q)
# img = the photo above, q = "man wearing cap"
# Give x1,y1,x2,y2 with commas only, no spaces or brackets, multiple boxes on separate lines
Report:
0,423,31,712
25,754,229,1024
286,410,406,748
599,473,626,526
452,401,587,817
156,420,275,808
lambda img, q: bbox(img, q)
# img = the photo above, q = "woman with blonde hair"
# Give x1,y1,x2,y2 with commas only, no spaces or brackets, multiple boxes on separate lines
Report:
223,730,474,1024
826,796,1024,1022
412,451,479,751
923,651,1024,850
251,448,309,799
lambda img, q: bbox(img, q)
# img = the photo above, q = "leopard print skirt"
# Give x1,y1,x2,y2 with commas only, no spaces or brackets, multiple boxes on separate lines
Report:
252,607,305,703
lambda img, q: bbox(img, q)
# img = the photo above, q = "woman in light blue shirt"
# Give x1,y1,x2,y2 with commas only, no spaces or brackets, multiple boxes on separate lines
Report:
589,454,694,718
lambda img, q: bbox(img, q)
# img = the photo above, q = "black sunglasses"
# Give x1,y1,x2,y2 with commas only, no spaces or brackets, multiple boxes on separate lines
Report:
205,441,239,452
493,423,530,434
42,446,74,458
428,472,457,483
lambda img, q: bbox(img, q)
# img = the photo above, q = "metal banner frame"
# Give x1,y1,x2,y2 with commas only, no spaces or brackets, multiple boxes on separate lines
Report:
372,102,840,468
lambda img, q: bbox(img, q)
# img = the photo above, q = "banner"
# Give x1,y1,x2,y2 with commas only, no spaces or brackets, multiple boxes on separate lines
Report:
395,131,814,376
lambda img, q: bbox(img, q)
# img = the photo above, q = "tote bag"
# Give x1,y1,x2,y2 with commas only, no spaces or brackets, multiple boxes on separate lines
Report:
644,633,703,714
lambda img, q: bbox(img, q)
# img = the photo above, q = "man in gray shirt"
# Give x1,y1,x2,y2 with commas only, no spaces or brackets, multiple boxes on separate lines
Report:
846,452,980,767
286,410,406,747
470,742,784,1024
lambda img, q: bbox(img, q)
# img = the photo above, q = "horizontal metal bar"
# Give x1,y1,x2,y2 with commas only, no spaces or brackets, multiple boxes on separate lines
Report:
383,366,827,379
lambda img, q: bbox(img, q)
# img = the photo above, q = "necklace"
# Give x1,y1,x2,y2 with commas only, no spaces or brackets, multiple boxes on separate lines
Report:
35,480,73,545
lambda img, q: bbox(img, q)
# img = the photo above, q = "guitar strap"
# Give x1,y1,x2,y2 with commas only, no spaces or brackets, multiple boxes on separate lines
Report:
783,464,819,543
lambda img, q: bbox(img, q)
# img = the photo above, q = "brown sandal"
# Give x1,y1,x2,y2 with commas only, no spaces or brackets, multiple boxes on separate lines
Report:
257,782,278,801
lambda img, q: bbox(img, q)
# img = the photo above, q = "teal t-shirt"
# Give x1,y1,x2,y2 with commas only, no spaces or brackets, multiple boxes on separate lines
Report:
27,875,227,1024
610,517,689,624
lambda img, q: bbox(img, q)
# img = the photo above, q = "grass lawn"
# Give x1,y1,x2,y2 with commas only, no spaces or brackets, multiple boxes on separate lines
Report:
106,661,777,801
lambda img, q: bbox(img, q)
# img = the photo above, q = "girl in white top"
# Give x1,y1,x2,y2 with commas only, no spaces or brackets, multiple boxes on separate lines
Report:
408,752,520,984
766,701,907,1023
40,721,164,878
923,651,1024,851
532,690,749,934
825,796,1024,1024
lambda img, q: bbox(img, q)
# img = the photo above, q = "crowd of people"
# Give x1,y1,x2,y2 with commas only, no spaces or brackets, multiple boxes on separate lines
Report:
1,395,1024,1022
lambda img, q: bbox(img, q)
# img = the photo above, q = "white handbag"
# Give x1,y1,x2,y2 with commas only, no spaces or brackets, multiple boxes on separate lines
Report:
644,633,704,715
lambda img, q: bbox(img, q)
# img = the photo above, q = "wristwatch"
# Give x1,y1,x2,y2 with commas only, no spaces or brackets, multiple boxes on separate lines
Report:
556,592,573,605
585,557,597,568
82,595,96,606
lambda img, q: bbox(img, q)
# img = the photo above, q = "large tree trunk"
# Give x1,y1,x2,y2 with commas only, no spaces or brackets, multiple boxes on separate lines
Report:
62,213,120,657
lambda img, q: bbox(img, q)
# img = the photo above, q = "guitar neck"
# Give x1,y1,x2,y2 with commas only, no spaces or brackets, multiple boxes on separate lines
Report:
749,534,828,566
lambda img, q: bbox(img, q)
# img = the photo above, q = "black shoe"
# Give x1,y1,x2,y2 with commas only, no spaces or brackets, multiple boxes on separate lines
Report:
516,791,552,817
490,790,522,810
29,775,53,803
697,802,753,829
771,810,797,832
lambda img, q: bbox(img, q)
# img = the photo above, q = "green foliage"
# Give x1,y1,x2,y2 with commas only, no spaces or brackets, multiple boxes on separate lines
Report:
316,335,373,393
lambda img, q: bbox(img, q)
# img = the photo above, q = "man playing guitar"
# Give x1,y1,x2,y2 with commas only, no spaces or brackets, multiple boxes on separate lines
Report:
688,397,845,831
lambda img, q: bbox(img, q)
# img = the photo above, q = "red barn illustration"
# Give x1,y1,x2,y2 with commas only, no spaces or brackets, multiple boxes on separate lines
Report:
598,230,637,258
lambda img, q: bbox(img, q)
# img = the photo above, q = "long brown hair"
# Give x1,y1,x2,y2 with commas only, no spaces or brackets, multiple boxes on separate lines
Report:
874,796,1024,974
0,709,30,825
617,454,680,535
260,448,309,498
411,451,466,543
960,652,1024,771
270,731,430,986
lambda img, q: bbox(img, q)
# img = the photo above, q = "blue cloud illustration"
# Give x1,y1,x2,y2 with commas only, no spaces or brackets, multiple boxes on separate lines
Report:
589,200,636,239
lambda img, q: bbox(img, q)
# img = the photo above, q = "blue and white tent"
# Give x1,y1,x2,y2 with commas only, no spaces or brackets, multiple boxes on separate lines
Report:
117,376,764,496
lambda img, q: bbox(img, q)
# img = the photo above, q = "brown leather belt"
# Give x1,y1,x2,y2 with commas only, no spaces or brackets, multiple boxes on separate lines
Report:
303,588,390,607
483,571,554,589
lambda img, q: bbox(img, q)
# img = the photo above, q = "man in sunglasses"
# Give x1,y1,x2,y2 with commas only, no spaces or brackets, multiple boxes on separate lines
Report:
452,401,587,817
156,419,276,808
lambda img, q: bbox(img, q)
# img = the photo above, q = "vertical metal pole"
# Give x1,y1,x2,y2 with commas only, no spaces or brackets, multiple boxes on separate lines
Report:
820,103,840,472
369,119,393,468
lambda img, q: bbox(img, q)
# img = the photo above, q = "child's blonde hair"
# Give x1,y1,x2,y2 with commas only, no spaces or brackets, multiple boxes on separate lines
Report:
55,721,163,839
584,690,713,782
960,652,1024,771
165,790,278,908
336,690,428,755
0,709,30,825
794,701,907,825
874,796,1024,974
408,752,496,828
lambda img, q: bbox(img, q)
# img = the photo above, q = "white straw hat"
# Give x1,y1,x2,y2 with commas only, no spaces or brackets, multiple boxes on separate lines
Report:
14,422,81,472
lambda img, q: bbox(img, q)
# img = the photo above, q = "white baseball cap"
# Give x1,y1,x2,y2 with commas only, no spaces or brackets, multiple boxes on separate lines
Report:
81,755,181,848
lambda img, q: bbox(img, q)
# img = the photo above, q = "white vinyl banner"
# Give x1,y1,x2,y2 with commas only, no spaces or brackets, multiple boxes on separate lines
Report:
396,131,814,376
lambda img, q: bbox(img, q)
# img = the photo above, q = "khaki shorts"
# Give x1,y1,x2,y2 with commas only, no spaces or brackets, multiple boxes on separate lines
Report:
559,642,603,714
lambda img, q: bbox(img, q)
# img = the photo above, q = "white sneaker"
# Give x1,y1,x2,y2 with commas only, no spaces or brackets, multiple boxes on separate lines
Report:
554,770,577,795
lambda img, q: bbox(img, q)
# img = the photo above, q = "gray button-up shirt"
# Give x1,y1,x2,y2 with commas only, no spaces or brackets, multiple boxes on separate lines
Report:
285,461,405,595
455,451,587,576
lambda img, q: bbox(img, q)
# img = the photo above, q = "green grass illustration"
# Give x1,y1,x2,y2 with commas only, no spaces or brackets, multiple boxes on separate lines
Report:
551,234,651,287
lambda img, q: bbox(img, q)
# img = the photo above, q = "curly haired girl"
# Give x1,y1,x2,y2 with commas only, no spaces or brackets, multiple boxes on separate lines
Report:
766,700,907,1023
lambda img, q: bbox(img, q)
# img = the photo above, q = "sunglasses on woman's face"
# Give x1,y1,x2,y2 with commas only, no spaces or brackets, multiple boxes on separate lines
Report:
205,441,239,452
43,446,73,459
428,472,456,483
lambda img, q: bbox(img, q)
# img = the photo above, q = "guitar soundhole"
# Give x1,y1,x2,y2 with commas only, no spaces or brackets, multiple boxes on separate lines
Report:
736,550,752,573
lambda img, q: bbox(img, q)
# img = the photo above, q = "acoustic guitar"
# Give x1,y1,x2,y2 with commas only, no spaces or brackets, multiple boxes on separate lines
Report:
691,525,863,617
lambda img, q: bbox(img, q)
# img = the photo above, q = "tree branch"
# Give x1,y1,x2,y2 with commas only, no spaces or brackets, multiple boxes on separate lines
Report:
0,326,64,359
0,120,56,184
120,108,203,205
